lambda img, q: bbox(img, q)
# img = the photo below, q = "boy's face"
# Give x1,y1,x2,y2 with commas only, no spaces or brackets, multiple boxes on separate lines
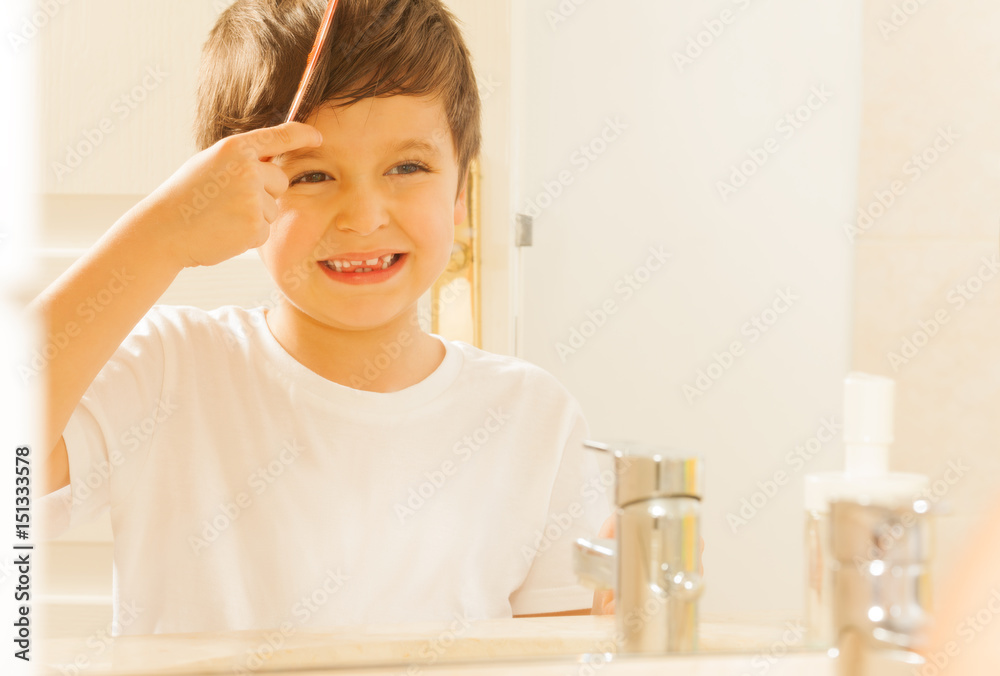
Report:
261,94,466,332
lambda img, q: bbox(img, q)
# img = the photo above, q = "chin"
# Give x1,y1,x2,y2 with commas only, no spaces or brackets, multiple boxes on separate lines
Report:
313,304,410,332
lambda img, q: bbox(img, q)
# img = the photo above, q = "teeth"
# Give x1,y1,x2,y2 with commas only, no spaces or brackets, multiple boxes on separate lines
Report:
323,253,401,273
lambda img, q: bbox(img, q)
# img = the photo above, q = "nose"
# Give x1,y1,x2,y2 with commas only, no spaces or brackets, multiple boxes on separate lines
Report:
332,181,388,236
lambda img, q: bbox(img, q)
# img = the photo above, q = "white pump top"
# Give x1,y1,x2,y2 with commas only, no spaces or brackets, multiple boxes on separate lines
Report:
843,372,893,477
804,372,928,513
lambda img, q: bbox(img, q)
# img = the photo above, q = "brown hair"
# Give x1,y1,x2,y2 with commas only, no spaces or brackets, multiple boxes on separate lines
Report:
194,0,481,186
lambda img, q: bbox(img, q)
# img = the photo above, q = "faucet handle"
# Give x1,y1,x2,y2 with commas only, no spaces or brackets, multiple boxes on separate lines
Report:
583,440,614,454
584,439,704,506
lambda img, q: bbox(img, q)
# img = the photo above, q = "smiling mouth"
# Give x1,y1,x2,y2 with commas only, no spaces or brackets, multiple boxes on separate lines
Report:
320,253,404,273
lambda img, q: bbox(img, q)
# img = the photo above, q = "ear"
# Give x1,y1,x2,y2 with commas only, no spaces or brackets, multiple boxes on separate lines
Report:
453,170,469,226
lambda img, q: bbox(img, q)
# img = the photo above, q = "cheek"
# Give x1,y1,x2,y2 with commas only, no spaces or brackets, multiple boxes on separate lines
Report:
263,213,315,269
413,216,454,271
406,190,456,251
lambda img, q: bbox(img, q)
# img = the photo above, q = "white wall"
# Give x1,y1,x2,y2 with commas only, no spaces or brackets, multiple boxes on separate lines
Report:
514,0,861,616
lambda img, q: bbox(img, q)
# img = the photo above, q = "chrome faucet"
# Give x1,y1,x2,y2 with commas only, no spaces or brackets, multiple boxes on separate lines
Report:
829,497,935,675
573,440,704,654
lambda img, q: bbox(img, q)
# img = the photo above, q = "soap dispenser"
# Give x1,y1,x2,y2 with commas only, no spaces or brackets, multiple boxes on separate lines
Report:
804,372,929,646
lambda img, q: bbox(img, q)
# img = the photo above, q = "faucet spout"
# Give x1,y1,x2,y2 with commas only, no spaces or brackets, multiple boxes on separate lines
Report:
573,537,615,590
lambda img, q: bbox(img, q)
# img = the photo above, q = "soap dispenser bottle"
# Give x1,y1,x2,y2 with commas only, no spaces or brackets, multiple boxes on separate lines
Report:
804,372,929,646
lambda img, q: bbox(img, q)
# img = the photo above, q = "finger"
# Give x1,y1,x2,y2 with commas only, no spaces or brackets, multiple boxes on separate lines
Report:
592,590,611,615
260,193,279,225
253,219,270,249
598,513,615,538
260,163,292,201
243,121,323,161
700,536,705,577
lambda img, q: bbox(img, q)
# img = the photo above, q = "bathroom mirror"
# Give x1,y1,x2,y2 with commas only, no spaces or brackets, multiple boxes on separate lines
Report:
507,0,997,638
26,0,1000,673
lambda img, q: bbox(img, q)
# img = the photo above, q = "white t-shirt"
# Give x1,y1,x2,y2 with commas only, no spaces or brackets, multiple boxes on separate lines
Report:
44,305,611,635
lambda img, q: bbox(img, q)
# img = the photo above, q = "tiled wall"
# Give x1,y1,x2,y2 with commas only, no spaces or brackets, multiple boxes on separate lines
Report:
852,0,1000,590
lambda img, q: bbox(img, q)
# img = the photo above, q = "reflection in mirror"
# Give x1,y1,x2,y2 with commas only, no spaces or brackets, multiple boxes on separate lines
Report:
13,0,1000,674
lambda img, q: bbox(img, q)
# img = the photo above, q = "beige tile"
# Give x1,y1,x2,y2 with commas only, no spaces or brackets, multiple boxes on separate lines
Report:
852,239,1000,592
856,0,1000,240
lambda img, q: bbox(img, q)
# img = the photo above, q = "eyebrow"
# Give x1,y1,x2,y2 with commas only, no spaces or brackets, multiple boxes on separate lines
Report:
274,146,329,164
274,138,442,164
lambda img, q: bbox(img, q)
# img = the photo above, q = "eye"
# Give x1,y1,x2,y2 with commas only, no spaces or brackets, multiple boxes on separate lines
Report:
387,161,429,176
289,172,330,185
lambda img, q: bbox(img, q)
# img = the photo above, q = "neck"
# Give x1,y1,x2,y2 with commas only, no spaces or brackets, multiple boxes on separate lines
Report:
264,299,444,393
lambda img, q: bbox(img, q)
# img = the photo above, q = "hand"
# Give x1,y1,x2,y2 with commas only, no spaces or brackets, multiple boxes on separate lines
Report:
137,121,323,268
590,514,706,616
591,514,617,615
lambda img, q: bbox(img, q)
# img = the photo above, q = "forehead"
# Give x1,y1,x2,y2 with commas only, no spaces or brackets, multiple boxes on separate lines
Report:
276,95,454,164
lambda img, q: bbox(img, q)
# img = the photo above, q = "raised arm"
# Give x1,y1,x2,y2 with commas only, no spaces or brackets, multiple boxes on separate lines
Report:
28,122,323,496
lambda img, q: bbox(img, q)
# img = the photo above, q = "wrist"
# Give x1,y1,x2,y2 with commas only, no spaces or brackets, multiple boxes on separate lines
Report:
114,197,192,272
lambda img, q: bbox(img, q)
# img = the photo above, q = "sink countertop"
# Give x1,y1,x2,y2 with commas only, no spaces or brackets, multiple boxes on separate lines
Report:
38,614,833,676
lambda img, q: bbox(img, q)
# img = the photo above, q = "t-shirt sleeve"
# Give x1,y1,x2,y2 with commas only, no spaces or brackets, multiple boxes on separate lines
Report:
58,310,167,532
509,401,613,616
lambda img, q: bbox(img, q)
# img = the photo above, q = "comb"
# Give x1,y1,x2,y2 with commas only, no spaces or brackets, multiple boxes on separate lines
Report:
285,0,341,124
261,0,340,163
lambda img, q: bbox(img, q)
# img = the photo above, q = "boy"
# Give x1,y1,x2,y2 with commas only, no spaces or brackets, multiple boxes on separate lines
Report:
32,0,612,634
